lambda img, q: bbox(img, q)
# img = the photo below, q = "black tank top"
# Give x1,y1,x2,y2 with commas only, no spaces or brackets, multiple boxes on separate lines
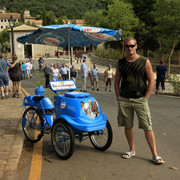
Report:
118,56,148,98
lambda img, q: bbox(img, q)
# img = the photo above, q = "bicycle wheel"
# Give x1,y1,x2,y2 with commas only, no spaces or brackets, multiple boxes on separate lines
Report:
22,107,44,143
51,120,75,160
89,120,113,151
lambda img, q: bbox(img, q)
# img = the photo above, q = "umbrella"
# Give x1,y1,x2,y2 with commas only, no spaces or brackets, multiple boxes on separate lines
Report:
17,24,121,78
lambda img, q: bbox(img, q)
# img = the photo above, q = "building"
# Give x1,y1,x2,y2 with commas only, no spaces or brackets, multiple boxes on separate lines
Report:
0,13,20,32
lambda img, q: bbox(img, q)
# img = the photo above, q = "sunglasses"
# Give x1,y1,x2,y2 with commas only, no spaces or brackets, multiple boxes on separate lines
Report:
125,44,136,48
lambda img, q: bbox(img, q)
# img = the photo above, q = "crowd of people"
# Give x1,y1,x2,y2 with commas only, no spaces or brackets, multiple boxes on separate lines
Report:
0,52,115,100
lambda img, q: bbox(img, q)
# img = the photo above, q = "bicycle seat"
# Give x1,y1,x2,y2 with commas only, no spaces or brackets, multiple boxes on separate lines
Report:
32,96,44,102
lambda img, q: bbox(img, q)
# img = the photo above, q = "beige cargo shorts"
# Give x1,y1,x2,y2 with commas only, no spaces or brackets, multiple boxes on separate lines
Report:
117,96,152,130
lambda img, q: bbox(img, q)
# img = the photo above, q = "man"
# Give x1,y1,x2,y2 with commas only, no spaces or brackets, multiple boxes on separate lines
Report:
60,63,68,80
43,64,51,88
89,63,99,91
80,58,88,92
114,37,165,164
38,57,44,70
155,60,167,95
0,53,17,99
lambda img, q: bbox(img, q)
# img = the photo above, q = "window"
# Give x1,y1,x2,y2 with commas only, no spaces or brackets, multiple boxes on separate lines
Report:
4,19,6,22
1,26,3,29
1,20,3,22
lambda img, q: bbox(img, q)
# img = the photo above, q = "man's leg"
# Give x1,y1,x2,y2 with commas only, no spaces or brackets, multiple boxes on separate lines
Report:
155,79,160,94
144,130,157,158
125,128,135,154
0,86,4,97
96,78,99,90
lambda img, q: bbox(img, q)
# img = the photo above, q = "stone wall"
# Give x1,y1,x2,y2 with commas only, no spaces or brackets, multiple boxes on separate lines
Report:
89,54,180,74
89,54,118,68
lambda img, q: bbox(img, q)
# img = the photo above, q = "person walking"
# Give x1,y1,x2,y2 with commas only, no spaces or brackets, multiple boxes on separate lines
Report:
155,60,167,95
80,58,88,92
0,53,17,99
25,60,31,79
114,37,165,164
104,65,113,92
38,57,44,70
60,63,68,80
9,55,23,98
70,65,78,83
89,63,99,91
43,64,51,88
21,62,26,79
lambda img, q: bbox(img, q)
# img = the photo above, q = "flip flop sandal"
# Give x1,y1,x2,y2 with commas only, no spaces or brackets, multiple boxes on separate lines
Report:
152,156,165,164
122,152,135,159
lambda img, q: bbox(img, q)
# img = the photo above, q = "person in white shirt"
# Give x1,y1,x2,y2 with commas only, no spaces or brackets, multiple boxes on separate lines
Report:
25,61,31,79
60,63,68,80
104,64,113,92
89,63,99,91
50,64,61,81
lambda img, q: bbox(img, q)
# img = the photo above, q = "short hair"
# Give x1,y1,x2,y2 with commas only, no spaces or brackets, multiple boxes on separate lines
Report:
12,55,18,61
160,60,163,64
124,37,137,44
0,53,3,59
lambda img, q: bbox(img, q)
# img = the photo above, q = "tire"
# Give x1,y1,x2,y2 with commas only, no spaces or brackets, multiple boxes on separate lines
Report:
89,120,113,151
51,119,75,160
22,107,44,143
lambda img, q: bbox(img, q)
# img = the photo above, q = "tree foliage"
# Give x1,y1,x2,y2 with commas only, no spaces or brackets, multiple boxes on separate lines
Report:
152,0,180,73
0,0,106,19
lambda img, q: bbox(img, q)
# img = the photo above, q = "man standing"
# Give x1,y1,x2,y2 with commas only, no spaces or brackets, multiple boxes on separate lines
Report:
0,53,17,99
60,63,68,80
80,58,88,92
89,63,99,91
43,64,51,88
114,37,164,164
155,60,167,95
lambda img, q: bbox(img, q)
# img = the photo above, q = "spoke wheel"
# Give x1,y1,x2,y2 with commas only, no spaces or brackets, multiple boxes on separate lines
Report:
51,120,75,160
22,107,44,143
89,120,113,151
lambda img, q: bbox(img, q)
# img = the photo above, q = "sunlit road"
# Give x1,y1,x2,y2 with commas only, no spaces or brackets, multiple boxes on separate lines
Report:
15,61,180,180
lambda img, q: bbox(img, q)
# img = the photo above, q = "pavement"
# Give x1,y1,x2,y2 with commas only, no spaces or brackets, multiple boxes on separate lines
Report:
0,56,178,179
0,81,24,179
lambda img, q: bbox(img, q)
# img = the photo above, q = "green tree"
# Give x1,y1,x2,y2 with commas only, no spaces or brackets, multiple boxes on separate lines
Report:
152,0,180,74
42,9,47,26
19,12,25,23
46,11,56,25
56,17,64,25
84,10,104,27
107,0,139,56
129,0,157,56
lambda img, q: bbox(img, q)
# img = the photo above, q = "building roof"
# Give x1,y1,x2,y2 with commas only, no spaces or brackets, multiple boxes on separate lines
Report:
63,19,84,25
28,19,42,26
7,24,38,32
0,13,20,19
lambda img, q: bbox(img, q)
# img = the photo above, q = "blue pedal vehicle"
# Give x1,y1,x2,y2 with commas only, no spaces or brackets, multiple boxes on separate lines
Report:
22,80,113,160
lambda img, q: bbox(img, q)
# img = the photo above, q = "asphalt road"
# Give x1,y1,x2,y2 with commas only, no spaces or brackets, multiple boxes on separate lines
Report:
14,66,180,180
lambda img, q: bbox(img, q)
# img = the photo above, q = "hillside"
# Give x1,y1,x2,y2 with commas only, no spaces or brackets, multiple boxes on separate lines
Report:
0,0,106,19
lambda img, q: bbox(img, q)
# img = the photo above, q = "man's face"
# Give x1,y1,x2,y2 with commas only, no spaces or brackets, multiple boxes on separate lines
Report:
125,40,137,55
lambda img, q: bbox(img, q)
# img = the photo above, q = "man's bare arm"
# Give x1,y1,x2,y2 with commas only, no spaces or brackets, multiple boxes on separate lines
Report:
145,59,155,99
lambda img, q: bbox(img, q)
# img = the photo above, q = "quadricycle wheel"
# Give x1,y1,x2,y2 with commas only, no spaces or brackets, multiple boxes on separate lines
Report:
22,107,44,143
89,120,113,151
51,119,75,160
